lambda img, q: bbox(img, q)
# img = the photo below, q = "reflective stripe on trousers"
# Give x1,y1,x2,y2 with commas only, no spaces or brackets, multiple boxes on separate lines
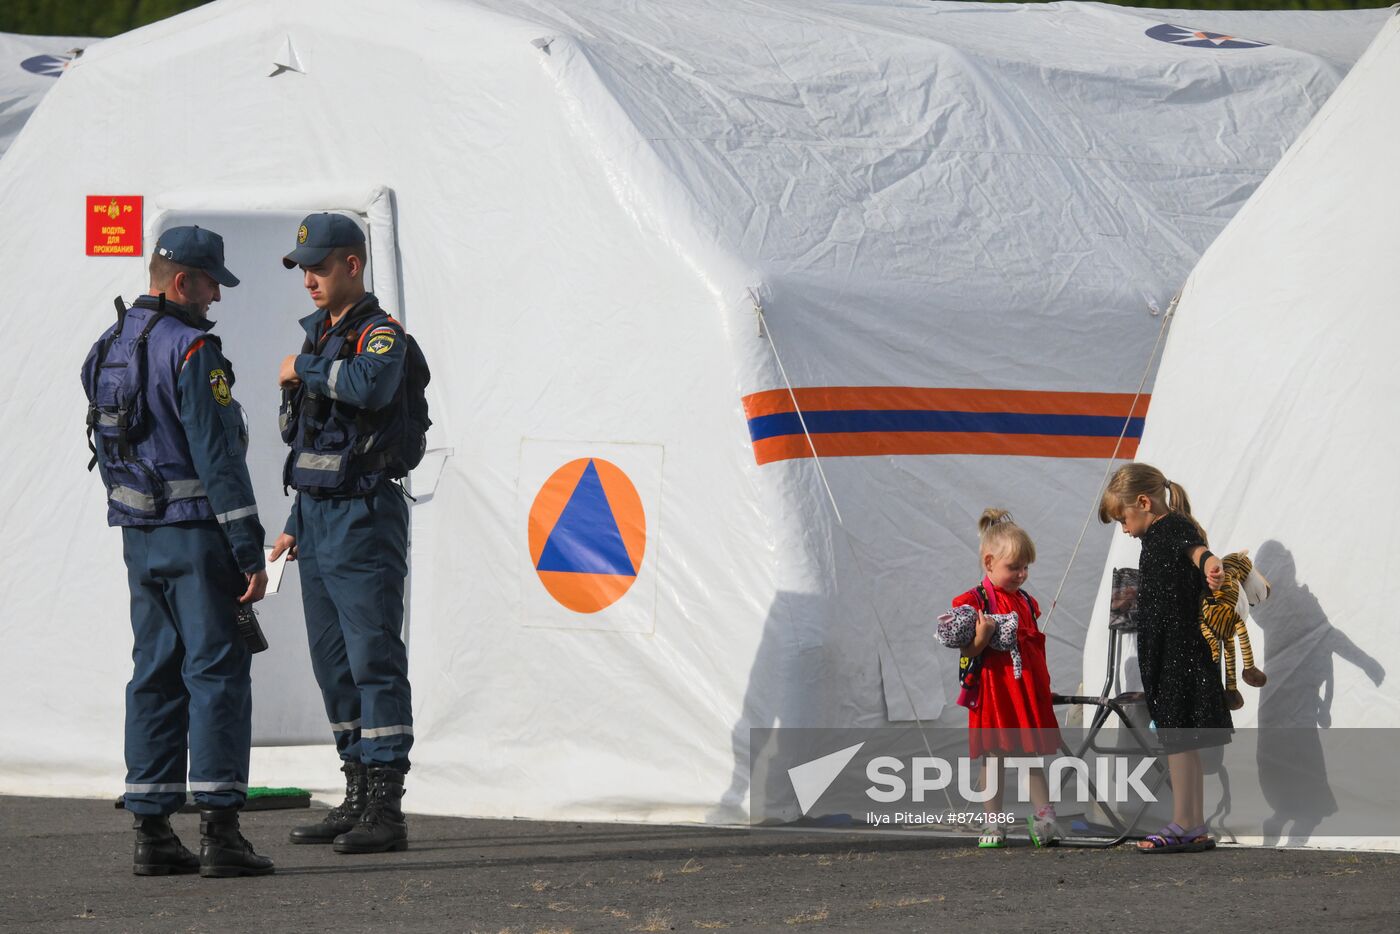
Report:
328,720,412,739
361,724,413,739
126,782,187,794
188,780,250,793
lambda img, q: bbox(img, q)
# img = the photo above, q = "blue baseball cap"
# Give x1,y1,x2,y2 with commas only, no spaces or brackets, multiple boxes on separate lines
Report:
282,212,366,269
154,226,239,287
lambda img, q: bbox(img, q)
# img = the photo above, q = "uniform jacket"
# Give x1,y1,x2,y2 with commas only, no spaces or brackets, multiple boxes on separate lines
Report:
282,293,407,533
81,294,266,574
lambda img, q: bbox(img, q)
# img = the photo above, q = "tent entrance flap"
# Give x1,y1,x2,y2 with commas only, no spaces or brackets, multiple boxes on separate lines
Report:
152,206,393,747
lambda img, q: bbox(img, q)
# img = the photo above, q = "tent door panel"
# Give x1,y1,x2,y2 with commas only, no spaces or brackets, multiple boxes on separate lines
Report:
154,208,400,746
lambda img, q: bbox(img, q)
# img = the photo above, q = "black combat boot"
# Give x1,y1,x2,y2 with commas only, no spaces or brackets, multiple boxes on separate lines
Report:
198,807,275,877
332,767,408,854
133,814,199,876
289,762,368,844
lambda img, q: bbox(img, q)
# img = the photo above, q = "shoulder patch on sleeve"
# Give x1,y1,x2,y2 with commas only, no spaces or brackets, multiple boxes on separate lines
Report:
356,319,402,354
365,332,396,355
209,369,232,406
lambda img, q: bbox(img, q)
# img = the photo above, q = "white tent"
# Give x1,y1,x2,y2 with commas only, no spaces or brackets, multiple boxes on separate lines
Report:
0,0,1389,825
0,32,91,160
1087,10,1400,850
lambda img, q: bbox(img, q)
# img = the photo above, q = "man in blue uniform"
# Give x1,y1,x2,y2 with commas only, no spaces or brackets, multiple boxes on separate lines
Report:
81,226,274,878
270,213,414,854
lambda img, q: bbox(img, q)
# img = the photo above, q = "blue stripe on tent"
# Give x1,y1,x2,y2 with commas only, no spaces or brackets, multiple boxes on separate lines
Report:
746,410,1145,443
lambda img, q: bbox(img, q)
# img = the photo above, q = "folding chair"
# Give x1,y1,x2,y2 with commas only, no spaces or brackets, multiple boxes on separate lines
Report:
1049,569,1170,848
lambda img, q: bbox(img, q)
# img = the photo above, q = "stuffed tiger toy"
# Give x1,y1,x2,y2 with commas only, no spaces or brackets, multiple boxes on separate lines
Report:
1199,551,1271,711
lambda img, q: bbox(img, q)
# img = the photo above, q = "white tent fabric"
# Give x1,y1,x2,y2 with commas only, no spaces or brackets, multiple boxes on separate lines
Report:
0,33,91,160
0,0,1390,827
1086,10,1400,850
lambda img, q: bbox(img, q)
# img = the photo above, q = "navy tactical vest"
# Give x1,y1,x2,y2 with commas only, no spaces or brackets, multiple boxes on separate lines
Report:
81,296,221,526
280,296,405,497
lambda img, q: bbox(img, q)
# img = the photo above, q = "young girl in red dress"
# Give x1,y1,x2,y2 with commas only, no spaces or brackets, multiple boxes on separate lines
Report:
952,509,1062,848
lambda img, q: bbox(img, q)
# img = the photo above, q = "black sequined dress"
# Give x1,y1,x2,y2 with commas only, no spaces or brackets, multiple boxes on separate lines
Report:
1135,512,1233,751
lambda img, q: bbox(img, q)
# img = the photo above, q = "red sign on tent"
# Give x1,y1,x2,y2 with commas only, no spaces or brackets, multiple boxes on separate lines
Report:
85,195,142,256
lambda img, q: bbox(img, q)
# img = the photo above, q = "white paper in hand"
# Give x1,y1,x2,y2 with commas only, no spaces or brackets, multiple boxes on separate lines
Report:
264,547,288,595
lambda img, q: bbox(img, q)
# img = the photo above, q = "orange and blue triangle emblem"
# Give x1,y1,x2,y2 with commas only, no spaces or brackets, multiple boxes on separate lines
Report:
529,458,646,614
536,461,637,575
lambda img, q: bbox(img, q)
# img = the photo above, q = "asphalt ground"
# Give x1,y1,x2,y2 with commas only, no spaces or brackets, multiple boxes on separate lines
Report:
3,795,1399,933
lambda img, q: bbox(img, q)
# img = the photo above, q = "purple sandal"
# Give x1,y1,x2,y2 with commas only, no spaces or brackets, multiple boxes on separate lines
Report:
1137,823,1214,854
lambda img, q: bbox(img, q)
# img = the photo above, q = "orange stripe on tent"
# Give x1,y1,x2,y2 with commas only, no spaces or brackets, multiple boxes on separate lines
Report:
741,387,1151,420
750,431,1142,465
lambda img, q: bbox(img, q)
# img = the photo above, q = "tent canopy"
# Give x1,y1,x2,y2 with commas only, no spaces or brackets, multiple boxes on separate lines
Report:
0,0,1389,828
0,32,91,159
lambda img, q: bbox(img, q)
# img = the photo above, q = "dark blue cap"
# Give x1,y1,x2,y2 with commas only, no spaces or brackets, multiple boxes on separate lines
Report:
154,226,239,287
282,213,366,269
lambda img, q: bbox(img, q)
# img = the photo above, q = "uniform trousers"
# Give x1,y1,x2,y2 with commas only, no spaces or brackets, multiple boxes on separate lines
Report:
294,482,413,770
121,521,251,816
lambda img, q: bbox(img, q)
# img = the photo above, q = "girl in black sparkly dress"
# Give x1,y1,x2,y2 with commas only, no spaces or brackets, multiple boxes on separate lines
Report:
1100,464,1229,853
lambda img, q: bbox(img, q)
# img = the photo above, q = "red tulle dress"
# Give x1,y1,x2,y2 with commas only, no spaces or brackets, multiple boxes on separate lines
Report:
952,579,1061,758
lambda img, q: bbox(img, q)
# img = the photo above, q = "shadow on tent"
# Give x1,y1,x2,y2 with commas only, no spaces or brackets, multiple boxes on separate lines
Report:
1247,540,1385,847
713,591,834,826
1055,541,1390,848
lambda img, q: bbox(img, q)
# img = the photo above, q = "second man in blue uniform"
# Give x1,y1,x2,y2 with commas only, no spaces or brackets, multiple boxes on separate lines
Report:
270,213,415,853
